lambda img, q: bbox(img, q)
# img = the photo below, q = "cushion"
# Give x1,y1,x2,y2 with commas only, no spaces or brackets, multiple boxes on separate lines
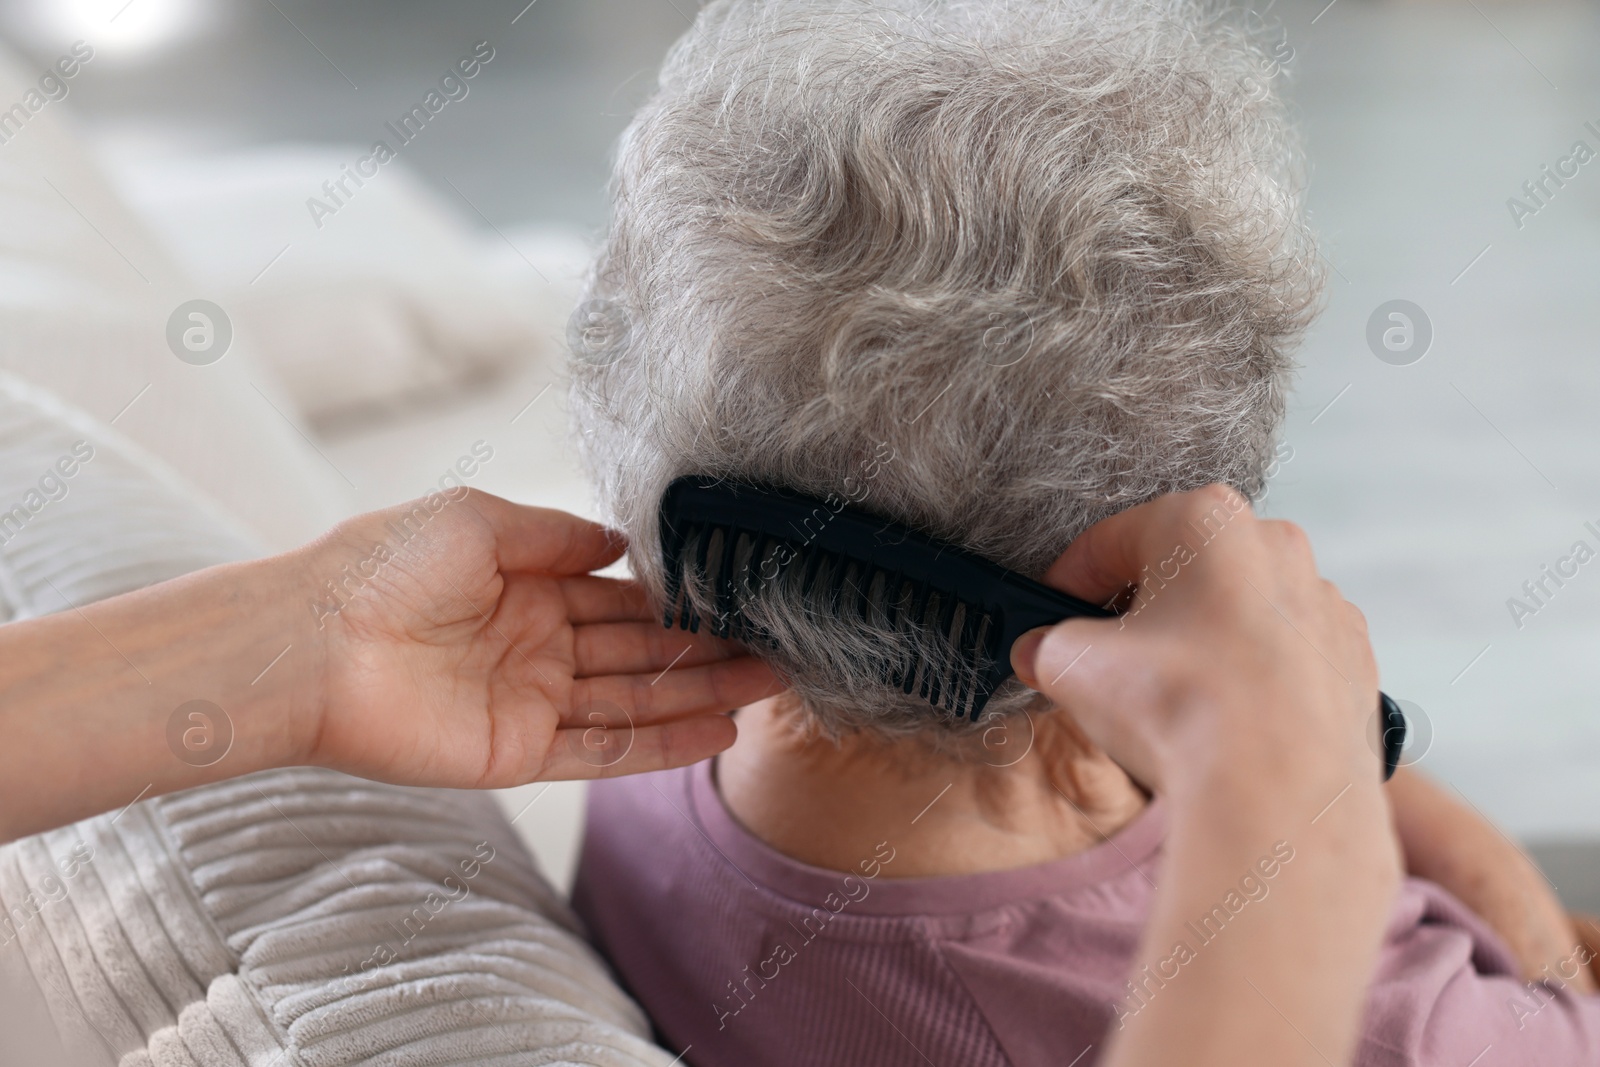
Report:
0,39,352,550
0,376,673,1066
96,144,566,433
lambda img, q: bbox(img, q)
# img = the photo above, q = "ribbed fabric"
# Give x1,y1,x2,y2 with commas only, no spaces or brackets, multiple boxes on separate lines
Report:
0,371,265,623
0,376,674,1066
3,770,678,1067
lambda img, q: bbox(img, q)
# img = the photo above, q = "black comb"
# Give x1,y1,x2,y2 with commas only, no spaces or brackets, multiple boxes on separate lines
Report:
657,475,1406,779
659,476,1114,722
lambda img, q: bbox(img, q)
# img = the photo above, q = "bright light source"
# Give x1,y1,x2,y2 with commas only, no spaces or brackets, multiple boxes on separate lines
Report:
5,0,213,59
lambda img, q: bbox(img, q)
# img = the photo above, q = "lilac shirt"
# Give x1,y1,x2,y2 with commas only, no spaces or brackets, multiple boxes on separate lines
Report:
573,761,1600,1066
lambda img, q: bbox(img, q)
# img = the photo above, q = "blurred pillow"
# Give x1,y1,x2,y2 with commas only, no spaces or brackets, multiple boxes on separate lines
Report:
0,370,676,1067
0,40,352,550
0,370,262,621
96,143,567,431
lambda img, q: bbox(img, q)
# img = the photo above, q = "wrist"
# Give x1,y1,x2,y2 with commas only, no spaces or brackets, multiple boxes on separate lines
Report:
1156,738,1350,818
1156,685,1381,804
249,539,342,767
166,550,332,775
1161,716,1397,875
1166,730,1400,884
271,513,418,769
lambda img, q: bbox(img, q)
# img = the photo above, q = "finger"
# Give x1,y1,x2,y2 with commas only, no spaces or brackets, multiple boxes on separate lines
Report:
559,575,655,624
574,621,747,677
571,656,783,726
1258,519,1316,571
536,714,739,781
1341,597,1369,637
1038,484,1253,604
1011,627,1051,688
1012,617,1171,790
1018,489,1257,696
1019,617,1111,701
1011,609,1167,713
496,573,656,628
464,491,628,575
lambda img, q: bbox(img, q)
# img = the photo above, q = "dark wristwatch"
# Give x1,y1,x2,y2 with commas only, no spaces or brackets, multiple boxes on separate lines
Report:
1379,692,1407,781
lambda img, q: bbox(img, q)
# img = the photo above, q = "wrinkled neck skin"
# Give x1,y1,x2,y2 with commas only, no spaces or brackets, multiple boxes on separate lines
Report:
716,694,1149,878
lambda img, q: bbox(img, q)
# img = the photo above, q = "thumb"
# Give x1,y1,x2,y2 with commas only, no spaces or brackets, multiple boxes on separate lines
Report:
1011,627,1051,688
1010,617,1110,699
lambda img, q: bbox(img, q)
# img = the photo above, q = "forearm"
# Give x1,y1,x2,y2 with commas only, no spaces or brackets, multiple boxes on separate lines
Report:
1388,767,1590,989
0,552,324,841
1106,766,1400,1067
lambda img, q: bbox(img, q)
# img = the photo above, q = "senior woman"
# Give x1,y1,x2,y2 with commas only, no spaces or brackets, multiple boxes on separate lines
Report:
0,5,1592,1067
566,1,1600,1065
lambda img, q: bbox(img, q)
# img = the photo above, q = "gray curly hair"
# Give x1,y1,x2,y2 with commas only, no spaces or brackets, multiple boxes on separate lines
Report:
568,0,1321,741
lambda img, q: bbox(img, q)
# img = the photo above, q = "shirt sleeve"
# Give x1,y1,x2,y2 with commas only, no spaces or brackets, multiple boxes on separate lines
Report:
1356,878,1600,1067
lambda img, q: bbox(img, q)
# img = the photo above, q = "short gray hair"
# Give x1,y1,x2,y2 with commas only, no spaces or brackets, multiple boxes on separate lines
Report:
568,0,1320,740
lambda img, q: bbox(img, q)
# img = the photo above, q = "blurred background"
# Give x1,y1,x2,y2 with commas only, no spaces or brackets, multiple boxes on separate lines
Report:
1,0,1598,899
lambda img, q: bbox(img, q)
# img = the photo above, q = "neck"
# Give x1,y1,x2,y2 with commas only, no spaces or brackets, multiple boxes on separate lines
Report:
716,695,1148,878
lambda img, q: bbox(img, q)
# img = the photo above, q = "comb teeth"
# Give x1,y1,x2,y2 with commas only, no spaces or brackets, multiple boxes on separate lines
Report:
664,515,1000,719
668,520,999,716
657,478,1115,720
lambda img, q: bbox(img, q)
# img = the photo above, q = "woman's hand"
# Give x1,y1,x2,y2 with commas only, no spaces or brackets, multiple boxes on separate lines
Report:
1012,484,1382,802
1010,485,1401,1067
297,490,781,787
0,490,780,842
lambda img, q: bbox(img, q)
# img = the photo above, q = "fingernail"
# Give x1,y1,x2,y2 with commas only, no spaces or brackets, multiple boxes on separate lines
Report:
1010,627,1050,687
